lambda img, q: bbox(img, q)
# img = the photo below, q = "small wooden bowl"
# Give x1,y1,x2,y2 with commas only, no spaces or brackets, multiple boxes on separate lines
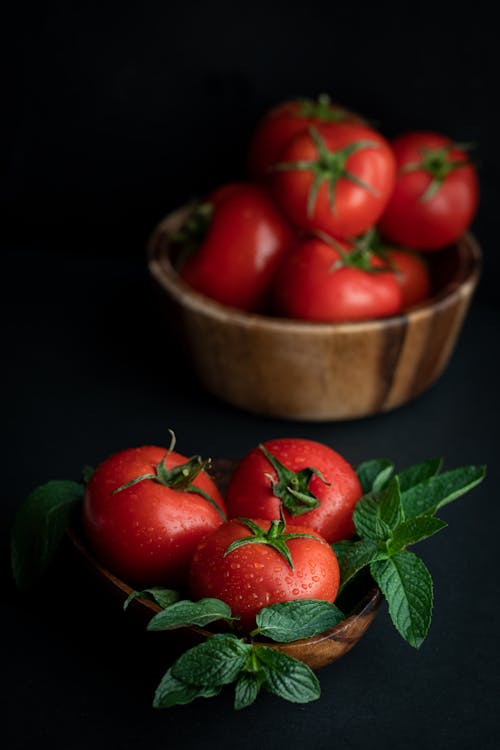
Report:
67,526,381,670
148,207,481,421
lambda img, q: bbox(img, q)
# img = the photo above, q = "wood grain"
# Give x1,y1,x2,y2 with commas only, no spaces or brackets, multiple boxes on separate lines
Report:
148,207,481,420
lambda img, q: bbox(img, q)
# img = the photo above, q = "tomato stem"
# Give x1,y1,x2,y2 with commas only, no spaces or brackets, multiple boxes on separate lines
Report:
270,127,380,217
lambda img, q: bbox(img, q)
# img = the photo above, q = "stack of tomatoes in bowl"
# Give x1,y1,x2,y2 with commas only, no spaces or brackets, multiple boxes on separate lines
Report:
172,94,479,321
148,95,481,420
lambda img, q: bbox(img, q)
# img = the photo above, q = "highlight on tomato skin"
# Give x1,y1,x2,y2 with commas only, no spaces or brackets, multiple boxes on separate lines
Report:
82,445,226,588
189,517,340,632
226,438,363,543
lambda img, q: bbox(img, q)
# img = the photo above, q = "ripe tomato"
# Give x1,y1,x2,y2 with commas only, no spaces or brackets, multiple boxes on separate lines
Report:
248,94,364,180
270,122,395,238
226,438,362,543
385,248,430,308
379,131,479,250
177,183,295,313
189,517,340,631
272,236,402,322
82,443,226,587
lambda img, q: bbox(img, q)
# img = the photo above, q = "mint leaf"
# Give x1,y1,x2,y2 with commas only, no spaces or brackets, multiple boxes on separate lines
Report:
171,634,250,686
378,477,403,530
353,494,386,540
371,551,433,648
396,458,442,492
388,516,447,554
11,480,84,590
255,646,321,703
333,539,388,590
255,599,345,643
147,598,236,631
234,672,262,710
401,465,486,520
356,459,394,493
353,493,392,540
153,668,222,708
123,587,180,611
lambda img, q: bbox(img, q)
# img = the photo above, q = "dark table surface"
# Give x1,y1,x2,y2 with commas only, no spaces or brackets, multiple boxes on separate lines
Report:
3,245,499,750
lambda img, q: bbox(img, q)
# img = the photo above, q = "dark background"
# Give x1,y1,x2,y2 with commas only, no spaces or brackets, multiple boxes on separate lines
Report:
4,2,499,749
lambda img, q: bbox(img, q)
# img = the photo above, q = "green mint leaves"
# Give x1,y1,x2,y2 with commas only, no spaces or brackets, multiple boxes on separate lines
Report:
145,596,344,709
153,634,320,710
11,479,84,591
254,599,345,643
333,458,486,648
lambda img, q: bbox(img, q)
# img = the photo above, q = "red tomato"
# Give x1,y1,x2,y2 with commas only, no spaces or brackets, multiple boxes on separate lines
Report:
189,517,340,631
385,248,431,308
82,444,226,587
272,236,402,322
178,183,295,313
248,94,364,180
226,438,362,543
379,131,479,250
270,122,395,238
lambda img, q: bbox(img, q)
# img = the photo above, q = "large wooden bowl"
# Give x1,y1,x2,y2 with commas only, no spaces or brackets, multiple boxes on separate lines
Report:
148,208,481,421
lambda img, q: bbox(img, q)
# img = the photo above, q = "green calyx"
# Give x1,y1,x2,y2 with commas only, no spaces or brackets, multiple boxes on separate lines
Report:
259,443,329,516
315,228,393,274
113,430,226,520
169,201,214,264
401,142,473,202
272,126,380,218
224,513,319,570
297,93,350,123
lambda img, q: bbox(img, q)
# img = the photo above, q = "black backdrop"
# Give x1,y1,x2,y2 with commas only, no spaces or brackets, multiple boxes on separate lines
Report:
4,3,500,750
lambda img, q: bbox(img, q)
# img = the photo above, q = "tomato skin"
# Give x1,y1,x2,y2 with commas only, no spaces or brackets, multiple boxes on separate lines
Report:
189,518,340,631
386,248,431,308
179,183,295,313
272,237,403,322
271,123,396,239
379,132,479,250
82,446,226,587
248,98,363,180
226,438,362,543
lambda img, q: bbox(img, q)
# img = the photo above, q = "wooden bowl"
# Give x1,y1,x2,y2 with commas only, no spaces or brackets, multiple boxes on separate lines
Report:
66,526,381,671
67,457,380,670
148,207,481,420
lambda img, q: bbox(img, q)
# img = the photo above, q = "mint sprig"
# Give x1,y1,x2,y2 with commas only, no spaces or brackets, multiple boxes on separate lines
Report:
144,596,342,709
153,633,320,710
334,459,486,648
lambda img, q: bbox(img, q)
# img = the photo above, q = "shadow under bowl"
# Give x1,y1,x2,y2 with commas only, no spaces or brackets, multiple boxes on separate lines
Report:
148,207,481,421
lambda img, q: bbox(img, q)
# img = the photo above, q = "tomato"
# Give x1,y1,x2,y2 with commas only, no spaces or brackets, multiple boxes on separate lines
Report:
272,236,402,322
269,122,395,238
177,183,295,313
385,248,430,308
189,517,340,631
226,438,362,543
248,94,364,180
82,441,226,587
379,131,479,250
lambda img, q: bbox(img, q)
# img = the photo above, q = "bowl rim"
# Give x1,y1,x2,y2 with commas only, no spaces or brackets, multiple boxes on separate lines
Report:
148,205,482,333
